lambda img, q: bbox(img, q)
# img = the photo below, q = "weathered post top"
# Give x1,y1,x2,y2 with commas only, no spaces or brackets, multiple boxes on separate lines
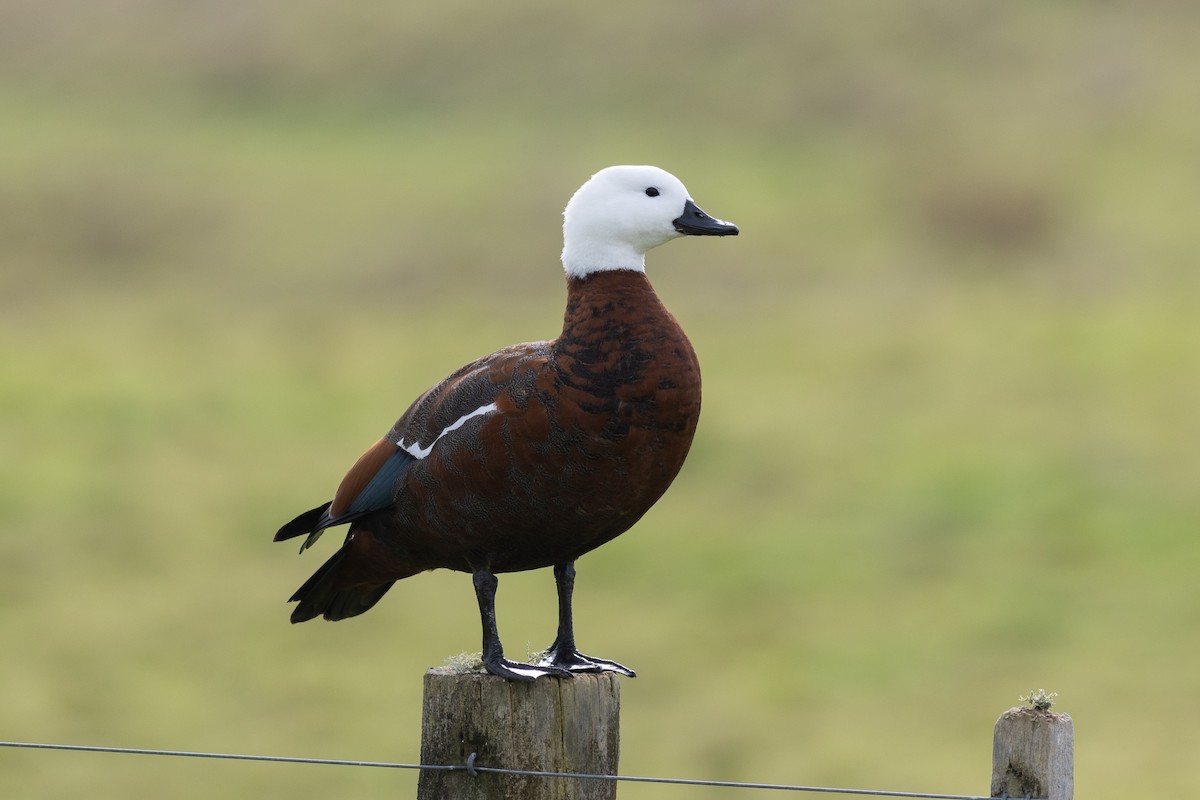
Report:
418,667,621,800
991,701,1073,800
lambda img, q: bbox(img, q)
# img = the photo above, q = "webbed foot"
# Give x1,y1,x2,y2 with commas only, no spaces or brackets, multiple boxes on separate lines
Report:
482,653,571,681
539,647,636,677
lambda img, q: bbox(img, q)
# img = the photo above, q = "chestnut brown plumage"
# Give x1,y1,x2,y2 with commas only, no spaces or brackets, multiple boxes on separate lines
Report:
275,165,737,680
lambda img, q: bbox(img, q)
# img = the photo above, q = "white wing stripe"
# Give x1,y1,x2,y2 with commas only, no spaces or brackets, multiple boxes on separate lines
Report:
397,402,498,460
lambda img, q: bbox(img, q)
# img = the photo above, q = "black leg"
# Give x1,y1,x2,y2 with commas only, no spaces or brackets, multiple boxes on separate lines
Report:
473,569,569,681
547,562,578,655
540,562,636,677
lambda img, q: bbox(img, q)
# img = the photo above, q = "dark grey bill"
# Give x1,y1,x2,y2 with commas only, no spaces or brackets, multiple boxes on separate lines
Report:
673,199,739,236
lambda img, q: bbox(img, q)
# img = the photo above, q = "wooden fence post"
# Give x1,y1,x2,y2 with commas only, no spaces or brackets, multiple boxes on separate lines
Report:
990,702,1073,799
417,667,621,800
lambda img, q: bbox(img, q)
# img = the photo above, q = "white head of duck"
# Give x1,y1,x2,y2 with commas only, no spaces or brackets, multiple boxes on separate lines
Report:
561,165,738,279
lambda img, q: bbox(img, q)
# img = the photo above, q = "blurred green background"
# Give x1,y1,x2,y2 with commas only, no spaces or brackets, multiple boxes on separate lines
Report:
2,2,1198,798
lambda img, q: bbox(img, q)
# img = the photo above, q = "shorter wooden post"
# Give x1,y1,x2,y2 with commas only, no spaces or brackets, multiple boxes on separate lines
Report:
417,667,620,800
991,705,1073,799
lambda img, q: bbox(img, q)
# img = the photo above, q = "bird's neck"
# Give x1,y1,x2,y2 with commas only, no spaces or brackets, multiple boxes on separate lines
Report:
555,269,697,388
553,267,702,456
560,240,646,280
559,270,666,342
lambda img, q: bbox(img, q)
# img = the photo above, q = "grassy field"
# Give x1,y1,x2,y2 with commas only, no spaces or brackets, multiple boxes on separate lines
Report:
2,3,1199,798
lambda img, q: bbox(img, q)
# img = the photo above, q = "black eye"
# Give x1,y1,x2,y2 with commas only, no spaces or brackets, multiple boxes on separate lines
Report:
644,187,660,197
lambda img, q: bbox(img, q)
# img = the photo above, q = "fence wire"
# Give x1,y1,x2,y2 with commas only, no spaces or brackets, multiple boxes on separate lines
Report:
0,739,1007,799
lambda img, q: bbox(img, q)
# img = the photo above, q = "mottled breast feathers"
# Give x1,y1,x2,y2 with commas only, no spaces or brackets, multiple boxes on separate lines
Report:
277,269,701,575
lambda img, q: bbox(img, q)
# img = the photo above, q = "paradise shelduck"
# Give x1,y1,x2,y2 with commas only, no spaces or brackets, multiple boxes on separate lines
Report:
275,165,738,680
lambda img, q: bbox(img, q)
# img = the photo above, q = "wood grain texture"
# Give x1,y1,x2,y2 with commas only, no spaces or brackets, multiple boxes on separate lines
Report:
991,706,1073,800
418,668,620,800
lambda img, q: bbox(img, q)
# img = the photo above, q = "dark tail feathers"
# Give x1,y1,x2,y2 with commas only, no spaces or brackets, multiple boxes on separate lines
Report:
274,502,332,543
288,545,395,623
